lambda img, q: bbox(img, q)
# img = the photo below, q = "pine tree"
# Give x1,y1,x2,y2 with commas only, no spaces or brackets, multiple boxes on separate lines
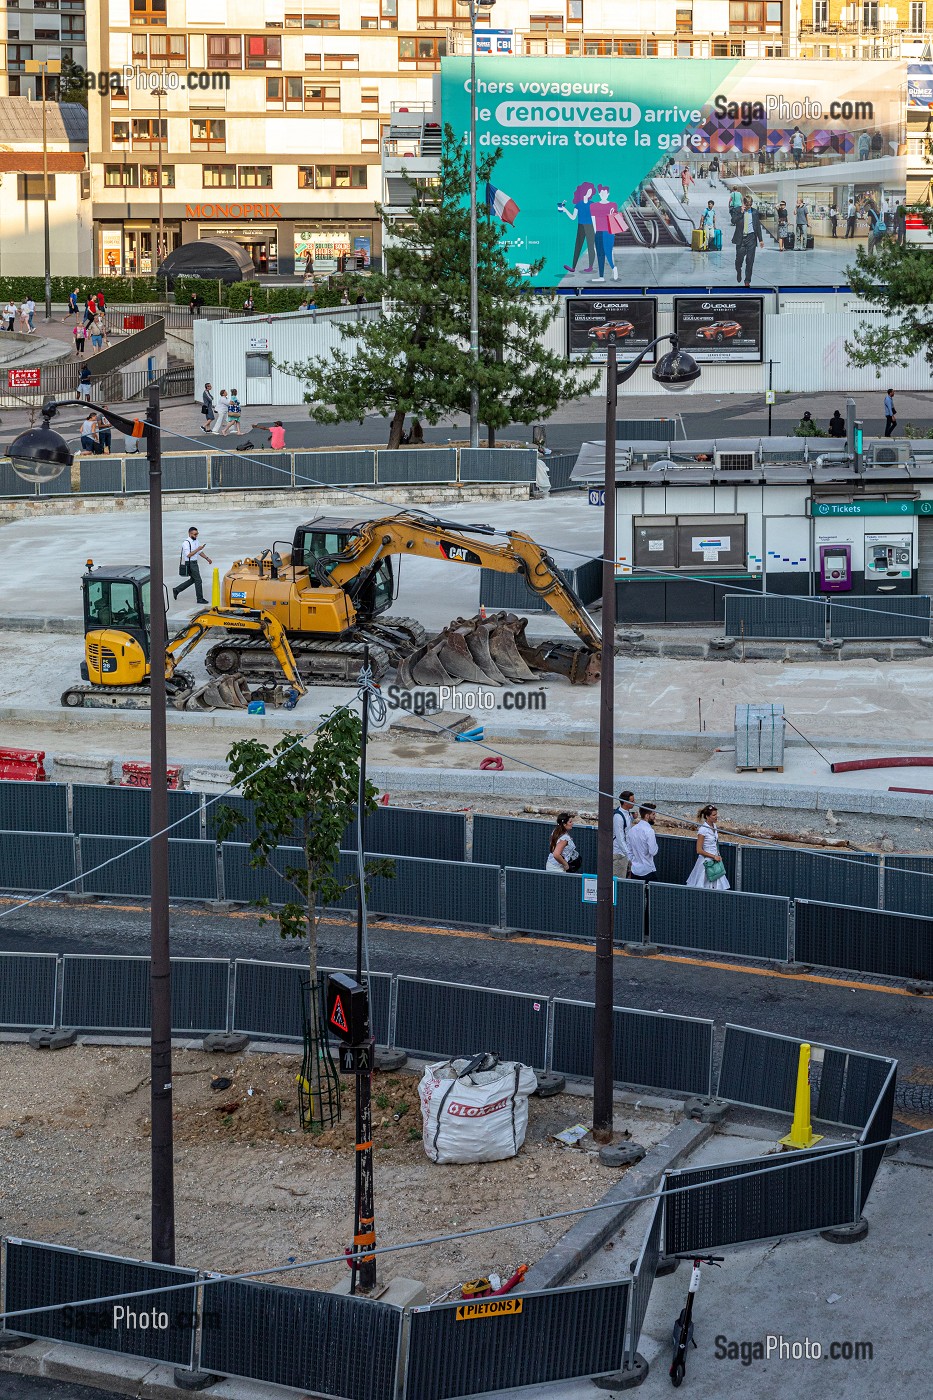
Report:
845,235,933,375
282,128,596,447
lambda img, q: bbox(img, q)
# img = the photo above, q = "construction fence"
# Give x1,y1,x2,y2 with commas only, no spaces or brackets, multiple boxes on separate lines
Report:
725,594,933,641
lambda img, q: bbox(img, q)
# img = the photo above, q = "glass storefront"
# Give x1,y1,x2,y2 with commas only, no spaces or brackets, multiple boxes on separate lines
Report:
96,224,180,275
295,224,373,273
204,226,278,274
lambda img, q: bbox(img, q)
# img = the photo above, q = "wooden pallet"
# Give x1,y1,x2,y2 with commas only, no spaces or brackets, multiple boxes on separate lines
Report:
736,765,784,773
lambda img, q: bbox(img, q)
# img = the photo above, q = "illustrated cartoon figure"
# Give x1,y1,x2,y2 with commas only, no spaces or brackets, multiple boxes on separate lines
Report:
590,184,626,281
558,183,596,273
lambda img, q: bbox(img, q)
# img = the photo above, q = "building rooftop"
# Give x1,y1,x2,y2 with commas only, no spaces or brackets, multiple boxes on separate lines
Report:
0,96,88,149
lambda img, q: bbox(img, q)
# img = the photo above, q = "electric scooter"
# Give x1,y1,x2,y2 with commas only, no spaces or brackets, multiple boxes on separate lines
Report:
669,1254,723,1387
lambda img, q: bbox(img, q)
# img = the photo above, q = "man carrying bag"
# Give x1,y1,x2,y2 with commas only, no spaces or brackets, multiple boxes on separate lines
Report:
173,527,211,605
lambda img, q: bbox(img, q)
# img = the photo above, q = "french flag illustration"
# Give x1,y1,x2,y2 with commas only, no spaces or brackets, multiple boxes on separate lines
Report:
486,182,520,225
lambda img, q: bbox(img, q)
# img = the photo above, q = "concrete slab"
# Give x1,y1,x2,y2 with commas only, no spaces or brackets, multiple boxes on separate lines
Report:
42,1342,161,1393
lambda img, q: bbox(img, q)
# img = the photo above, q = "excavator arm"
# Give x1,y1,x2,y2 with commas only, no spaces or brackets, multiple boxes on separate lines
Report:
323,514,602,685
166,606,307,697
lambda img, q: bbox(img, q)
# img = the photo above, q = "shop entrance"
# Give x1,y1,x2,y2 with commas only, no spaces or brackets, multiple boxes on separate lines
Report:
205,227,278,274
125,227,180,274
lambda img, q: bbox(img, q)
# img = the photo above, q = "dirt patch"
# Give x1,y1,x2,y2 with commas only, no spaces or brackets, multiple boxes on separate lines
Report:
0,1044,672,1295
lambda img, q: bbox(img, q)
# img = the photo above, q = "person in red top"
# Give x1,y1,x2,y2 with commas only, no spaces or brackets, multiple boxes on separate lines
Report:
252,420,286,449
95,290,107,318
83,294,98,328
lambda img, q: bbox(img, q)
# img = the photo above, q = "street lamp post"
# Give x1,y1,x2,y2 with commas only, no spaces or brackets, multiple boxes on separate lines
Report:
591,336,700,1140
153,87,167,268
7,390,175,1263
458,0,495,450
24,58,61,320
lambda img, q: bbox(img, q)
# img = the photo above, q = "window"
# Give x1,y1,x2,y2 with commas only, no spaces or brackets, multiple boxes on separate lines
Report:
104,163,139,186
130,0,167,24
246,35,282,67
239,165,273,187
305,11,339,25
111,120,131,143
362,86,379,109
567,0,583,21
207,36,242,68
399,36,446,64
583,37,631,55
323,52,359,67
862,1,879,26
313,164,368,188
61,14,84,36
149,33,187,65
298,166,315,187
381,0,397,23
529,14,563,30
36,29,60,40
285,13,303,25
633,516,747,572
245,353,272,379
286,76,303,105
191,118,226,148
729,1,781,29
910,0,926,27
7,44,33,72
131,118,166,149
141,164,175,186
17,174,57,200
304,52,322,68
812,0,828,28
304,82,339,108
416,0,455,21
266,76,283,105
676,8,692,31
203,164,236,187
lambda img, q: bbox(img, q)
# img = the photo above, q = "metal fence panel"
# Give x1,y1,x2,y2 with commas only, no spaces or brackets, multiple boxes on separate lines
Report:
360,855,500,926
80,836,217,900
393,978,549,1067
724,596,826,640
830,594,931,639
551,999,713,1097
37,468,71,496
198,1277,401,1400
211,452,291,490
0,831,75,893
816,1048,893,1130
883,856,933,917
126,455,210,492
616,419,679,441
458,448,537,482
0,780,69,833
663,1147,858,1255
474,816,596,872
0,952,58,1029
2,1240,198,1366
232,959,308,1040
293,451,376,487
504,866,643,943
0,461,35,497
376,449,456,484
350,807,466,863
859,1065,896,1210
79,458,123,494
404,1280,629,1400
626,1196,663,1368
655,834,737,888
795,899,933,981
649,884,789,961
741,845,879,908
208,795,261,844
72,784,201,839
60,954,228,1033
715,1024,799,1113
546,453,582,492
221,842,305,905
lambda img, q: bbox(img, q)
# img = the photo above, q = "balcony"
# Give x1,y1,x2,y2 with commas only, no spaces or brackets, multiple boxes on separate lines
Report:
383,101,441,195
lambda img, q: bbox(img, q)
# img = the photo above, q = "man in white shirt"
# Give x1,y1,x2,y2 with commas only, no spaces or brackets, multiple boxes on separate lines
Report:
24,297,36,332
627,805,659,882
2,301,16,331
612,790,635,879
173,526,212,605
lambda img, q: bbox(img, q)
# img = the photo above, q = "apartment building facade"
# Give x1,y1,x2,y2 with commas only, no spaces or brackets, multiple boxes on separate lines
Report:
0,1,88,100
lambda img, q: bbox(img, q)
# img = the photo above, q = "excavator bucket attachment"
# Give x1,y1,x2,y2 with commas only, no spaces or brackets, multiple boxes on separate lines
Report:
436,622,503,686
462,616,508,685
486,612,540,682
397,642,456,689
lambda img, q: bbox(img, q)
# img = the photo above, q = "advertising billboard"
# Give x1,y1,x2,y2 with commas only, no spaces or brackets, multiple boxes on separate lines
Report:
441,58,907,290
566,296,657,363
674,296,764,362
907,64,933,109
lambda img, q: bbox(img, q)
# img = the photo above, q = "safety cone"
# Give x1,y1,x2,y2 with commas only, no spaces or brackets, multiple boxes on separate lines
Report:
211,566,221,609
479,604,487,620
780,1043,823,1149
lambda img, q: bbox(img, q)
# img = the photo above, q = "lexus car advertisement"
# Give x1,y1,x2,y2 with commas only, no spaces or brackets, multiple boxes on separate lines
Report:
566,296,658,363
674,296,764,362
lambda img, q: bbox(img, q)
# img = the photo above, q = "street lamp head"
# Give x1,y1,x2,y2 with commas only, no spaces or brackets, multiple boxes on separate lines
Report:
5,403,72,482
652,339,701,393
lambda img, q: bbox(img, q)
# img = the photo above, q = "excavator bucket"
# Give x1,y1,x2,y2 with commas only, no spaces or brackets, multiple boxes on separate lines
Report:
486,612,541,682
435,623,500,686
462,616,508,685
398,642,456,689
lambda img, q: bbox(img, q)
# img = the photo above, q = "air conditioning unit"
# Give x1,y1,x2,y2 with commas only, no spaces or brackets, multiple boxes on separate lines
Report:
713,450,757,471
871,443,911,465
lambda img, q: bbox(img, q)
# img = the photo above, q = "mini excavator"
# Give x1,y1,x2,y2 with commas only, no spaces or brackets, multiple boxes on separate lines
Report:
60,561,307,710
207,512,602,689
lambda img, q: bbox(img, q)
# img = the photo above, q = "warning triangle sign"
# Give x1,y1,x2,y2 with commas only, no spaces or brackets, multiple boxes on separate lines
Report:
329,995,349,1034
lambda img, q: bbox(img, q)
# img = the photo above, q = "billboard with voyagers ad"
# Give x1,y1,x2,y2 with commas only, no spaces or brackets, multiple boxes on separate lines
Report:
441,58,907,291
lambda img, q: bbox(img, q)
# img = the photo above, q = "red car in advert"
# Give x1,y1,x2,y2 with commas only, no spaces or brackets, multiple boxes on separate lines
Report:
696,320,742,343
589,319,635,342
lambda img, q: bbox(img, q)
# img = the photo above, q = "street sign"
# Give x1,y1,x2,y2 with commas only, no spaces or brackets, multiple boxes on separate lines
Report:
588,488,605,506
339,1039,374,1075
326,972,368,1044
765,389,776,405
581,875,617,905
122,314,145,331
8,369,40,389
456,1298,523,1320
811,500,932,516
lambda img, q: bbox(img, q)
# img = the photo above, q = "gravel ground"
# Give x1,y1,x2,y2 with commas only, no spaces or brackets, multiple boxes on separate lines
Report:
0,1044,673,1296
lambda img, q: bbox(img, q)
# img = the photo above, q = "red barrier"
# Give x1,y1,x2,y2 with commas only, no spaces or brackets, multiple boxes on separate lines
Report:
0,749,47,781
120,762,183,789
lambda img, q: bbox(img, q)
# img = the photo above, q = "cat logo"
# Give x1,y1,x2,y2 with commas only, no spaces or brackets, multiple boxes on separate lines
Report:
436,542,482,566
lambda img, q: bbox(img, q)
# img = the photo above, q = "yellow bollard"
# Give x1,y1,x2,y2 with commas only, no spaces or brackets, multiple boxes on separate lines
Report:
780,1042,823,1149
211,566,220,609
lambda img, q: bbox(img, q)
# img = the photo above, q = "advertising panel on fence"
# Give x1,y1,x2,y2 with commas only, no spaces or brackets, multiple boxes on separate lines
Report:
566,295,657,362
8,369,41,388
674,296,764,362
441,58,907,290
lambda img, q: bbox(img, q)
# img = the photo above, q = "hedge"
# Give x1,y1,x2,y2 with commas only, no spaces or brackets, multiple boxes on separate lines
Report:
0,276,163,302
172,274,372,310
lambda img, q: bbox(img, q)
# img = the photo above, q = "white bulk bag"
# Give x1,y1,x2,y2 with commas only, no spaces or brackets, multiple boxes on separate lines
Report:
418,1054,538,1164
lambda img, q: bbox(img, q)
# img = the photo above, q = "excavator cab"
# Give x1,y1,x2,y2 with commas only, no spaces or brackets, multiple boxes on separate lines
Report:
80,565,154,685
292,518,395,619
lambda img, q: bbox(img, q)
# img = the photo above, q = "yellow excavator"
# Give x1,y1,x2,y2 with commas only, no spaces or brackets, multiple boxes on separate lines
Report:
61,562,307,710
208,512,602,689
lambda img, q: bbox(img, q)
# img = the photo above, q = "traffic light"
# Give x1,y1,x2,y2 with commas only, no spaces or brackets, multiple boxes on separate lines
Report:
325,972,369,1045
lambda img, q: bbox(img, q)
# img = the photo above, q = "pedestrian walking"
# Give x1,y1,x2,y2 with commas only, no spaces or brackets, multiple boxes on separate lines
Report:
545,813,581,873
884,388,897,437
794,198,810,249
77,365,92,401
83,293,98,328
828,409,846,438
867,208,887,256
80,413,101,454
73,322,87,357
211,389,230,435
63,287,79,322
24,296,36,332
845,198,857,237
613,790,635,880
251,419,286,449
96,406,113,455
733,195,763,287
686,805,730,891
173,526,211,605
3,300,16,331
89,316,105,353
200,382,215,432
627,805,659,886
829,203,839,237
776,200,789,251
227,390,241,435
790,126,805,168
18,303,31,335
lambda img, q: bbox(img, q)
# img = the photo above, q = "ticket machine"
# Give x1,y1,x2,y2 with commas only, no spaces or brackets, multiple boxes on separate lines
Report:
818,544,852,593
865,534,912,588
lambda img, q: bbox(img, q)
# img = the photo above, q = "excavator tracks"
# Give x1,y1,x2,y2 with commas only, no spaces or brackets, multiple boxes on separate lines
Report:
205,634,395,687
60,670,203,710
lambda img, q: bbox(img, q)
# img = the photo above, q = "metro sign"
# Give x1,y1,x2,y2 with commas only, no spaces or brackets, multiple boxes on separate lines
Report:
8,369,41,389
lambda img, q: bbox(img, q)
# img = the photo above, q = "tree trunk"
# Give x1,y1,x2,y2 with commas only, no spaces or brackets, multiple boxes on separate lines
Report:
387,408,407,449
487,424,496,447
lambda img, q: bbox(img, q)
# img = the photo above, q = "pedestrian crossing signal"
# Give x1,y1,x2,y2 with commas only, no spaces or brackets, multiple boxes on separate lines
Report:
325,972,368,1044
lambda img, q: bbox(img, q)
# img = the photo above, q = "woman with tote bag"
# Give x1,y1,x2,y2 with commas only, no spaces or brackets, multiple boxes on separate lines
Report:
686,805,730,891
